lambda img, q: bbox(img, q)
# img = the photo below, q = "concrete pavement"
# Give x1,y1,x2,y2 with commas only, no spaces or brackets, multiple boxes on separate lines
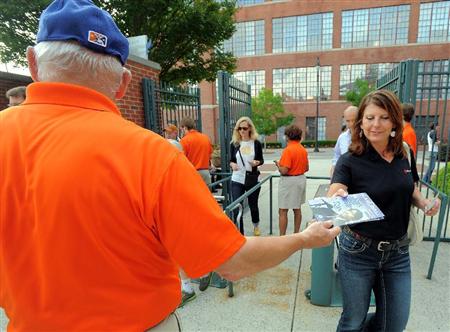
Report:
1,148,449,332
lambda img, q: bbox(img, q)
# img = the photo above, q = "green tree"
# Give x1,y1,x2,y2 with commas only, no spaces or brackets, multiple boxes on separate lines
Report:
252,88,294,149
345,78,374,107
0,0,237,84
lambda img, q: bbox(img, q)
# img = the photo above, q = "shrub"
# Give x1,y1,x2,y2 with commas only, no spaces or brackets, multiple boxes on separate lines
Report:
432,163,450,195
301,140,337,148
438,144,449,162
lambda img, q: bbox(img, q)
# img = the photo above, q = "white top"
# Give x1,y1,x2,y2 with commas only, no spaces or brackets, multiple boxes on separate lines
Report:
332,129,352,166
231,140,255,184
427,130,438,153
168,139,183,151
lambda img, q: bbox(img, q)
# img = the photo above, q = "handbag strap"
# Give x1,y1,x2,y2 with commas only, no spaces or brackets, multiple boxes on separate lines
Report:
403,141,411,167
237,148,246,167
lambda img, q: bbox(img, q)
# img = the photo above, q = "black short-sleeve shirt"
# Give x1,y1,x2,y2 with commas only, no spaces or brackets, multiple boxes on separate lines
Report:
332,145,419,240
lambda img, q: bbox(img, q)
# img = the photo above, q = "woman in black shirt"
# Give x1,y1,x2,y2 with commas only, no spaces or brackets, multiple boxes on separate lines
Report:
329,90,440,332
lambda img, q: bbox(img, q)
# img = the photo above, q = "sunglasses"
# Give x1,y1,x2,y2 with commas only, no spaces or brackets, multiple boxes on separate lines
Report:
238,127,249,131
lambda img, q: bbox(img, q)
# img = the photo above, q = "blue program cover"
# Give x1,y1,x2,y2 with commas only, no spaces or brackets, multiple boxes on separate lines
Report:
308,193,385,227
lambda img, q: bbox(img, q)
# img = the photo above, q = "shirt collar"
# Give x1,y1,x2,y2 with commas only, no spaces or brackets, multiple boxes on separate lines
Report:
287,140,300,146
23,82,121,115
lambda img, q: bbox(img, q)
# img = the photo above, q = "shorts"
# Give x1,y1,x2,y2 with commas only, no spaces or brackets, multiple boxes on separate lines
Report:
278,175,306,209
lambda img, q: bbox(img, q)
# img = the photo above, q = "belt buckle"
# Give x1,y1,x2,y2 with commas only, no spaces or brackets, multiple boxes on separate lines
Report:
377,241,390,251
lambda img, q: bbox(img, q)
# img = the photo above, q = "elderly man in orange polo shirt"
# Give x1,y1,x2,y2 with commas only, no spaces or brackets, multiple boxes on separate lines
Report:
180,116,213,185
0,1,340,331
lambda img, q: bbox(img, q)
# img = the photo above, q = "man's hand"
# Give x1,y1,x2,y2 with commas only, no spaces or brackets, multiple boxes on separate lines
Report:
301,221,341,248
332,188,348,198
230,162,239,171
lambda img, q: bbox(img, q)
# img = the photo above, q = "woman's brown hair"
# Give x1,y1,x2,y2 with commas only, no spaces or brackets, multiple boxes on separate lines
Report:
349,90,406,158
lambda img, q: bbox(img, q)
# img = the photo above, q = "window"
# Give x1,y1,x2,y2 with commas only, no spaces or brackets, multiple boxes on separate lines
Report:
417,60,450,100
272,66,331,102
306,117,327,141
223,20,265,56
341,5,410,48
418,1,450,43
237,0,264,6
233,70,265,97
339,63,397,95
273,12,333,53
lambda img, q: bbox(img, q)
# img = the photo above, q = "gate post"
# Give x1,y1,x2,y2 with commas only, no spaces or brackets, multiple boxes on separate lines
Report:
142,78,159,133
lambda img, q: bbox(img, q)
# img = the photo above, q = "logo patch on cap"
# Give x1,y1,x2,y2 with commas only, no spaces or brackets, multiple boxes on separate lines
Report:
88,30,108,47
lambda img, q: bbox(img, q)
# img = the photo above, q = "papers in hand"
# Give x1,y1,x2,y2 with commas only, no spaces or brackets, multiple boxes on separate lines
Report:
308,193,385,227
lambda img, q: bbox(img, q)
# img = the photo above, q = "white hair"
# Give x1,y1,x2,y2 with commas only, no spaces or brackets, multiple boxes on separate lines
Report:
33,41,124,98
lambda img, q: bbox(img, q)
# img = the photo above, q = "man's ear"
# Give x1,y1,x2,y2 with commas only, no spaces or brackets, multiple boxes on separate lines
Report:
115,68,132,99
26,47,39,82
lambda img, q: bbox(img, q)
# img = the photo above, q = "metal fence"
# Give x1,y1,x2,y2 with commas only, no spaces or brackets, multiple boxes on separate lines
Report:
142,78,201,135
217,71,252,207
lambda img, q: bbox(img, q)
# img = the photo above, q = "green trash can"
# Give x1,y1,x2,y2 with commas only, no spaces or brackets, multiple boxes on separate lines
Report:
309,243,342,306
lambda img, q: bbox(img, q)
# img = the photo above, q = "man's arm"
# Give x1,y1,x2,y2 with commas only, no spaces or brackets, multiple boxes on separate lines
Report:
215,221,340,281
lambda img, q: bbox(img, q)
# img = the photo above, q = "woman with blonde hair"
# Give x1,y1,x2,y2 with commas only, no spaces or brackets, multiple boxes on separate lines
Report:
229,116,264,236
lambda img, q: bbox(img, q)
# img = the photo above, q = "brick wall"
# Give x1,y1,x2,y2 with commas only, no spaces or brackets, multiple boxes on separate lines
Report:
117,55,161,127
0,72,32,110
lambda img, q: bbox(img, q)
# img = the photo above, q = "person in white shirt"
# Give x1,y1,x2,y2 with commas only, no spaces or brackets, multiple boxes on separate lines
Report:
330,106,358,177
423,123,440,183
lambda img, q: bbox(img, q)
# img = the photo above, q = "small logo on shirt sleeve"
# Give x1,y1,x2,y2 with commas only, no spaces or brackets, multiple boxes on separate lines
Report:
88,30,108,47
403,169,412,174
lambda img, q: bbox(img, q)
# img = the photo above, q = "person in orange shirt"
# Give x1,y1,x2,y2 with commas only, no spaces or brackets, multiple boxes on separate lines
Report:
402,103,417,156
275,125,309,235
0,1,340,331
180,116,213,185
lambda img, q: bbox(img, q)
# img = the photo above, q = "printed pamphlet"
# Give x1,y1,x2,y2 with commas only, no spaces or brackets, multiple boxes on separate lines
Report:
308,193,385,227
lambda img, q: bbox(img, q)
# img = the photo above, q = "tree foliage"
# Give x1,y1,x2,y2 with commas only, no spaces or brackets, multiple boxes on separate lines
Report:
345,79,374,107
252,88,294,137
0,0,237,84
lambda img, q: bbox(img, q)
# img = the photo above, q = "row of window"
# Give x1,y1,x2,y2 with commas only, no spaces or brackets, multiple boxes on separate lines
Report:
232,60,449,100
223,1,450,56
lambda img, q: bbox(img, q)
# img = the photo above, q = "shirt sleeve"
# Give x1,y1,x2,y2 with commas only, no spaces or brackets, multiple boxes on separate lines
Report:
254,140,264,166
279,148,292,169
153,154,246,278
332,135,342,166
409,149,419,182
230,143,237,163
331,153,352,187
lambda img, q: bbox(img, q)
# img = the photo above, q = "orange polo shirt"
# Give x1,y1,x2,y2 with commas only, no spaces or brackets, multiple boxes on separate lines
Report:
180,129,213,170
279,141,309,175
0,82,245,332
403,122,417,156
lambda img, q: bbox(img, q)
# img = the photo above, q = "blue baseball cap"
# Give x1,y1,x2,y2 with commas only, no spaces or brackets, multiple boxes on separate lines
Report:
36,0,129,65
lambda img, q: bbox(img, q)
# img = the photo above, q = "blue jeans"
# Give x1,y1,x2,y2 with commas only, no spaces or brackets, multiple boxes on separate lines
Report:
337,232,411,332
423,151,438,183
231,181,260,234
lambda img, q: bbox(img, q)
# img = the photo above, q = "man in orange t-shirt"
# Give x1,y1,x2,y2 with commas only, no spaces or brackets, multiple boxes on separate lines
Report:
0,1,340,331
180,116,213,185
402,103,417,156
275,125,309,235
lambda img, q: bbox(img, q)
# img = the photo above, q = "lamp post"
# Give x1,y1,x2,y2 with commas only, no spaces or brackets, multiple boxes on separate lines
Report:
314,57,320,153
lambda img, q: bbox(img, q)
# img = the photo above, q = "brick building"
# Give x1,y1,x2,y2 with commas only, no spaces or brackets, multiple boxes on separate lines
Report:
200,0,450,143
0,55,160,128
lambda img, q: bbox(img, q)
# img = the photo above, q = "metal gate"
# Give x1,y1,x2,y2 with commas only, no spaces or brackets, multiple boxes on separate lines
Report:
142,78,201,135
217,71,252,207
377,59,449,278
